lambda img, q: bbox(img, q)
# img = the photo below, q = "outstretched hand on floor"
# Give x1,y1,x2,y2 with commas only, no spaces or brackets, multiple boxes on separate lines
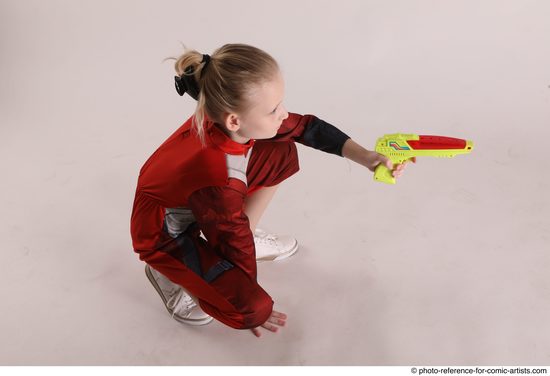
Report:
250,310,287,338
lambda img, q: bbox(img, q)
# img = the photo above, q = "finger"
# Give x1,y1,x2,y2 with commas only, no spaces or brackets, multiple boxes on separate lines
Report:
261,322,279,333
271,311,287,320
412,157,417,163
251,328,261,337
385,159,393,170
267,316,286,326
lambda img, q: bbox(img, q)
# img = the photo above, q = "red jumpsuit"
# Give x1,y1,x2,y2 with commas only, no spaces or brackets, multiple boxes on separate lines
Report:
130,112,350,329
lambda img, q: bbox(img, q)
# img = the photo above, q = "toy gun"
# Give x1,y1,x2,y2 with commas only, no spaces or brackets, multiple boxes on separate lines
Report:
374,134,474,184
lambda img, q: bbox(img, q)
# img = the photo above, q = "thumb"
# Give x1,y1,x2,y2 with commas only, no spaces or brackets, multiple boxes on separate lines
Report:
384,158,393,170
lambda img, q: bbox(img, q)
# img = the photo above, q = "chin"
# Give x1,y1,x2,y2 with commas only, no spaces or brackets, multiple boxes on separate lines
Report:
254,127,280,140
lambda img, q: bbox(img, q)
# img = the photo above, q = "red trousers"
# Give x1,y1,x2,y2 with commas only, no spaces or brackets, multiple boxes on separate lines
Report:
153,140,299,329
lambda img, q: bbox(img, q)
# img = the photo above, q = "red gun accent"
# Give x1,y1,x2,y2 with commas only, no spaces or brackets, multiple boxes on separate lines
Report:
407,135,467,150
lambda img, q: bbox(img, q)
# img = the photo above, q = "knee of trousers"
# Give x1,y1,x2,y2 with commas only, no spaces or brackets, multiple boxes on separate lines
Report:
247,141,299,190
267,141,298,172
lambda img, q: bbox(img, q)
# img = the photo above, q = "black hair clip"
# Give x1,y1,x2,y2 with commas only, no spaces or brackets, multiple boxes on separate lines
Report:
174,66,200,100
174,75,187,96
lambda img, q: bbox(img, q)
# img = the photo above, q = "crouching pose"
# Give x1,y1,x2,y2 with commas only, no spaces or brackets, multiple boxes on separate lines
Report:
130,43,409,338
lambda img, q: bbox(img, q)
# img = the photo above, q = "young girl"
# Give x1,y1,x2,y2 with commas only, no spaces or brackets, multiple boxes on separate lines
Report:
130,43,409,338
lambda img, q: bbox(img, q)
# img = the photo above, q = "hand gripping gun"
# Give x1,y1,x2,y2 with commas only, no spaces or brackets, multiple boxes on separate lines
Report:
374,134,474,184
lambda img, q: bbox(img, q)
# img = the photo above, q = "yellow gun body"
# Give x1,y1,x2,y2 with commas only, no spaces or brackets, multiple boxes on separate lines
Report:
374,133,474,184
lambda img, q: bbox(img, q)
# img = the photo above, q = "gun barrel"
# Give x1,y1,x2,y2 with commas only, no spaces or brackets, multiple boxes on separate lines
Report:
408,135,472,151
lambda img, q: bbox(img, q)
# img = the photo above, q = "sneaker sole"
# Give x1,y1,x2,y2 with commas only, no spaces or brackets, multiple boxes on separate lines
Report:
256,241,299,263
144,265,214,326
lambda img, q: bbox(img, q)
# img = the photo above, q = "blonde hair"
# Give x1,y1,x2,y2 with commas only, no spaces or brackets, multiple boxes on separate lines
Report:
163,43,280,145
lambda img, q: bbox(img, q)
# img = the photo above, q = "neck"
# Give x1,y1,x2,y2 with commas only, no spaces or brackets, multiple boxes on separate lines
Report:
229,132,252,145
215,123,251,144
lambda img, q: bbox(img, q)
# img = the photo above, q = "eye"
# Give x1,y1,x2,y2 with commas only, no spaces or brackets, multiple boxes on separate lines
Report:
271,100,282,114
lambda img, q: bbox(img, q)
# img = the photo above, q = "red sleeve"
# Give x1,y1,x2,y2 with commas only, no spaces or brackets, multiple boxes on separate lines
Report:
269,112,314,143
187,179,257,281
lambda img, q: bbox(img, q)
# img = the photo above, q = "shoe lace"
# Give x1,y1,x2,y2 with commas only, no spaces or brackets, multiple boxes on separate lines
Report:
255,232,278,246
166,288,196,318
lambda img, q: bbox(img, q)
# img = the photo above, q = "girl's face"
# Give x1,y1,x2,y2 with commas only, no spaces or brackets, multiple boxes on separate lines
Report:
222,70,289,143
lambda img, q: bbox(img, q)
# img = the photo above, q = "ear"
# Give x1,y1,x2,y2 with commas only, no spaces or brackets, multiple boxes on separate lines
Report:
224,113,241,132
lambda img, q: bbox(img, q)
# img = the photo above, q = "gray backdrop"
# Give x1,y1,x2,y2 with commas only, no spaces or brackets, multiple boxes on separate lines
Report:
1,0,549,365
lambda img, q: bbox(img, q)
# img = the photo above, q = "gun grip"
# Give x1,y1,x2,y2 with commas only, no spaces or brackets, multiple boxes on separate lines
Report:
374,164,396,184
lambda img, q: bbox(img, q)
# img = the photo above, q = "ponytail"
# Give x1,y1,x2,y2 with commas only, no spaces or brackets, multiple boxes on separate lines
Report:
163,43,279,146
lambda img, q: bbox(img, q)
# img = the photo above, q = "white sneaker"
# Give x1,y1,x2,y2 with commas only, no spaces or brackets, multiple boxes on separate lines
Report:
254,228,299,262
145,264,213,326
